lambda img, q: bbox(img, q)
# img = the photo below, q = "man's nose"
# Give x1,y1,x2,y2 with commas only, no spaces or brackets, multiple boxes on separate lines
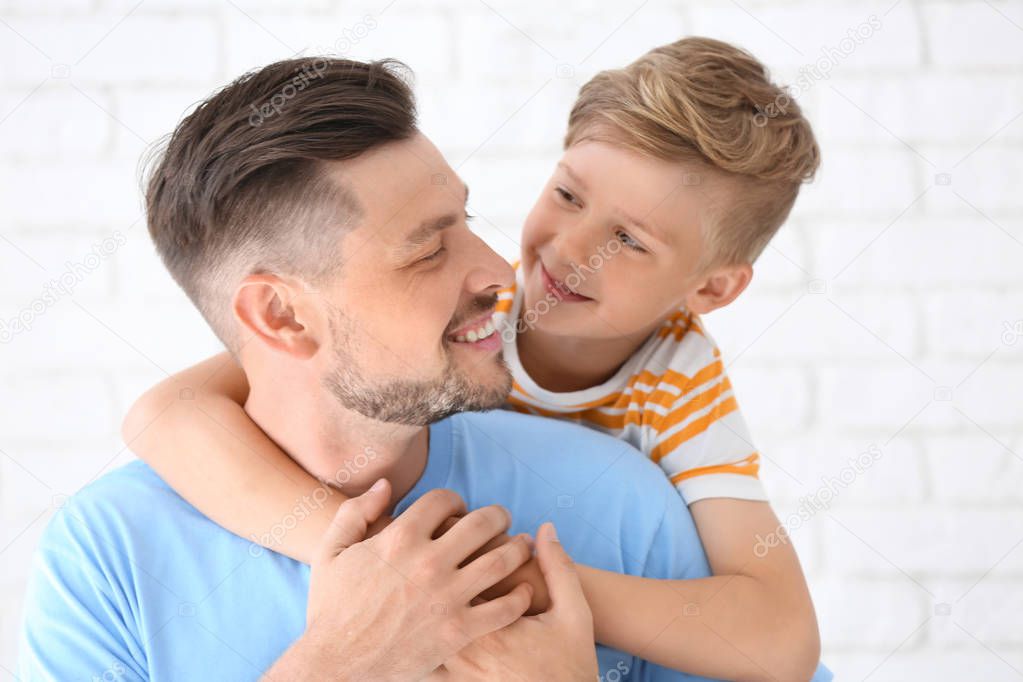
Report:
465,232,514,294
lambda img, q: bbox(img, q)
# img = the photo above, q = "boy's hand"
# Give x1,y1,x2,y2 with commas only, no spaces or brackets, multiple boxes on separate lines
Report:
474,539,550,615
427,522,597,681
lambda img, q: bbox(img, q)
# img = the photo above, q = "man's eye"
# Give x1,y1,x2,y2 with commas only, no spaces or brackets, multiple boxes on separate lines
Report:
465,210,476,222
420,246,446,263
616,230,646,253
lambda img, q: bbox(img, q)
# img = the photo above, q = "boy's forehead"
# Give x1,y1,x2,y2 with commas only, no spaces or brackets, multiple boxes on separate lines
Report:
560,141,705,243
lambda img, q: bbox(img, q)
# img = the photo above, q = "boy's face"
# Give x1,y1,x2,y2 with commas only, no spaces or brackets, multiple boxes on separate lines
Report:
519,139,715,341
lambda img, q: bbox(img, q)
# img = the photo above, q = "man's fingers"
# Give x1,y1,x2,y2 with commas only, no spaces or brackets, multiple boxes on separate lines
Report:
436,505,511,565
464,581,533,639
318,478,391,559
534,522,589,617
458,533,532,599
392,488,467,538
421,665,452,681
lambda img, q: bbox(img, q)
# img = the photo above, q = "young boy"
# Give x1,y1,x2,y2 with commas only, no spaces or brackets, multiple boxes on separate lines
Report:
124,37,827,680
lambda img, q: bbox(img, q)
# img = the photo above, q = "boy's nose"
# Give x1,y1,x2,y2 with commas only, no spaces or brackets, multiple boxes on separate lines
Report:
552,222,595,268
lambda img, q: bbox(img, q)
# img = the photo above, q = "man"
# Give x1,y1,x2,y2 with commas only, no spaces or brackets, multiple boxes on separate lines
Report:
19,57,714,680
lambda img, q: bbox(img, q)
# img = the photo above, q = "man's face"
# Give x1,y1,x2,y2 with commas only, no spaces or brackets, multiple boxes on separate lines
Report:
315,133,515,425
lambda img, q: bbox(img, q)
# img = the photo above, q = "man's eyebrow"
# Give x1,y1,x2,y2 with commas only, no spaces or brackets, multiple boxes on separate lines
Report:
399,182,471,254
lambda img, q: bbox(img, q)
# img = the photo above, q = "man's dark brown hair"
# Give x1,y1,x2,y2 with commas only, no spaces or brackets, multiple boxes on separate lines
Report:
145,57,418,349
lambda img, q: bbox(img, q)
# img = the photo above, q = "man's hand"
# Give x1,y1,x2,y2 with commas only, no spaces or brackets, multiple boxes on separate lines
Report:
429,522,598,682
265,479,535,682
434,515,551,615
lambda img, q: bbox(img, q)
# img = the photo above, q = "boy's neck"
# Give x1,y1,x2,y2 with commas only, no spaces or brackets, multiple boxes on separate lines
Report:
516,321,659,393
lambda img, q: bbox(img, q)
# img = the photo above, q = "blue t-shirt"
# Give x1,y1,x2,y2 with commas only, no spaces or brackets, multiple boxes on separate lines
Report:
18,410,830,681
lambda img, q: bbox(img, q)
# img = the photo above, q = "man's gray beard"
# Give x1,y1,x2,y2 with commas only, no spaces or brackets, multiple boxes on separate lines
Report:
321,310,512,426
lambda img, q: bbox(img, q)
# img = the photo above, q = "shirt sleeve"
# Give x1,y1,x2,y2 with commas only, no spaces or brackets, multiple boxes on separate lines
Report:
648,354,769,505
18,507,148,682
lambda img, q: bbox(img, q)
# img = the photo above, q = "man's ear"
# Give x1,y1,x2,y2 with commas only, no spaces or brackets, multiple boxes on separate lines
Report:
685,262,753,315
232,274,321,359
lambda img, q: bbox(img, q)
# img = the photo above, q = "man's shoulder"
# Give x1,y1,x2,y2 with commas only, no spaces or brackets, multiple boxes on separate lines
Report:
446,411,704,583
449,410,672,493
59,459,183,517
38,460,211,557
453,409,629,452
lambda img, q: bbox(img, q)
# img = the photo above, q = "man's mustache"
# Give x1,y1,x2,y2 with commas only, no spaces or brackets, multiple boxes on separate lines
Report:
445,294,499,334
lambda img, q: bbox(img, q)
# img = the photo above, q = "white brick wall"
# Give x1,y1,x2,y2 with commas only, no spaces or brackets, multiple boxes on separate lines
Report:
1,0,1021,679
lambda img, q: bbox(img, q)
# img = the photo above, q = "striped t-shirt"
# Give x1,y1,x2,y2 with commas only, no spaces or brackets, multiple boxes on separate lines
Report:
493,271,767,504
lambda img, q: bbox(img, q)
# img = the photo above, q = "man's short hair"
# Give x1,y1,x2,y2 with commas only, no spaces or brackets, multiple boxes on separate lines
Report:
145,57,417,349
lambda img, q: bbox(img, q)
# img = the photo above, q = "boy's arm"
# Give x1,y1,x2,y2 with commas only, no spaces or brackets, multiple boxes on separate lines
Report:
120,352,343,563
578,499,820,682
120,354,552,612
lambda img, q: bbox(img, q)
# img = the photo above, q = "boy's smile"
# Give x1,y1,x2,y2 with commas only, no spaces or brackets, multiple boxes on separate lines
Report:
539,261,594,303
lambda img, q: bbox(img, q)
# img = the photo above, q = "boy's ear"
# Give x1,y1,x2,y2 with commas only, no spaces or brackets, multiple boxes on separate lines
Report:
232,274,322,359
685,263,753,315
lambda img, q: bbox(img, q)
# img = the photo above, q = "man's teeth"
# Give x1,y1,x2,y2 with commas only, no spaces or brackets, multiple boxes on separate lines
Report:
455,320,496,343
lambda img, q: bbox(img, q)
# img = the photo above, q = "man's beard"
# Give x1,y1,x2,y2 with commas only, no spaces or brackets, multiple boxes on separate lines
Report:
321,301,512,426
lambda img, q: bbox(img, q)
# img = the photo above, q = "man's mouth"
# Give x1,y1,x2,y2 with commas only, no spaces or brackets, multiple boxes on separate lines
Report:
446,312,501,351
540,262,593,303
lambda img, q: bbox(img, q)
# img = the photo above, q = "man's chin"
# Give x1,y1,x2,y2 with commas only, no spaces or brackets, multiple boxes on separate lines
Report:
457,354,512,403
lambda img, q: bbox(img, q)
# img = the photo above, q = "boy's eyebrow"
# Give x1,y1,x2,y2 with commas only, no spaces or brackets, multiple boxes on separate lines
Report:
559,161,666,243
557,162,588,190
618,208,665,243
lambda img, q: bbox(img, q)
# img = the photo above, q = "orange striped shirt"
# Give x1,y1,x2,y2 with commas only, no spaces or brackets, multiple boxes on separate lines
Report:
493,271,766,504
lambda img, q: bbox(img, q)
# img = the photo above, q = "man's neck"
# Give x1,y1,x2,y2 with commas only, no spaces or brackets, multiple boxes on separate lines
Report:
244,382,430,513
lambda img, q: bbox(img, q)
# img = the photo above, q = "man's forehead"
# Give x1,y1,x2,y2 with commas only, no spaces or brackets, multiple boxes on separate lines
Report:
322,152,466,254
330,137,457,210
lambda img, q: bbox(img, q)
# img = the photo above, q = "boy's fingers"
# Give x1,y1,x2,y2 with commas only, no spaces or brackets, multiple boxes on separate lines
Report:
465,581,533,639
319,478,391,559
534,522,588,617
392,488,467,538
435,505,512,565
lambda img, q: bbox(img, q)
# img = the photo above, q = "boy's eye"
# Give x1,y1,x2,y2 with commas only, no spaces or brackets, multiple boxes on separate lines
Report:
554,187,578,205
616,230,647,253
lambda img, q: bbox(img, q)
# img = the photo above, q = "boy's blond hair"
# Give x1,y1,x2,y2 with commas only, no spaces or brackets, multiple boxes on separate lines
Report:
565,36,820,269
